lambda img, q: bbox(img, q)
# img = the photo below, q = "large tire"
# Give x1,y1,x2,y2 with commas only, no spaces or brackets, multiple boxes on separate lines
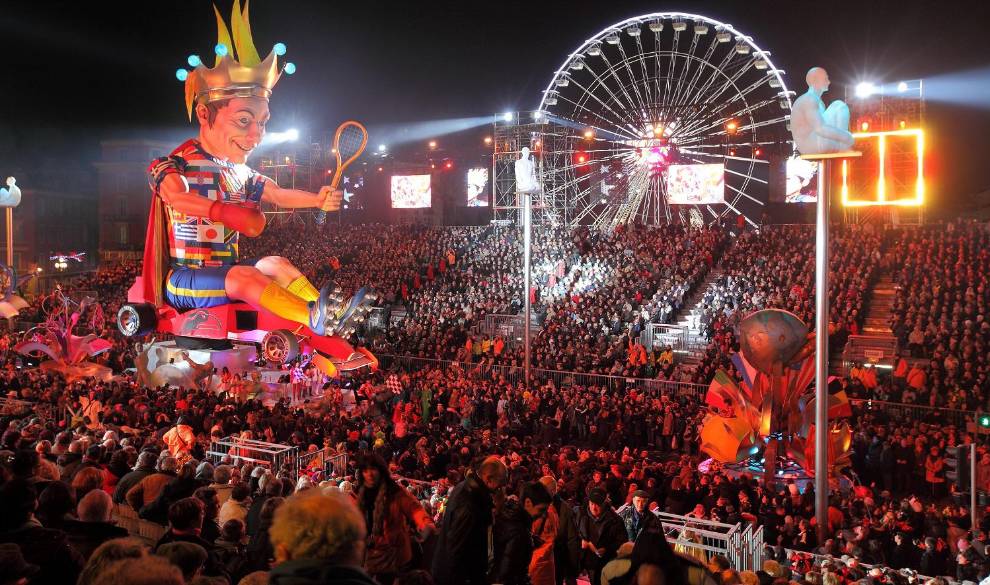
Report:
117,303,158,337
261,329,299,364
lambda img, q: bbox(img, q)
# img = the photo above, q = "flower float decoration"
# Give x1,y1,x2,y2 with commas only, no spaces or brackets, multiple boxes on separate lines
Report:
699,309,852,484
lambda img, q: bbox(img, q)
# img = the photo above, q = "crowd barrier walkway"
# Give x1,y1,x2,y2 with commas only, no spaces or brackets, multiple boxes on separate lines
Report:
377,353,709,399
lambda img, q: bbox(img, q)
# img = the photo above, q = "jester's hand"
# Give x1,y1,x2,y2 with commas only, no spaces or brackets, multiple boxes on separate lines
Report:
318,186,344,212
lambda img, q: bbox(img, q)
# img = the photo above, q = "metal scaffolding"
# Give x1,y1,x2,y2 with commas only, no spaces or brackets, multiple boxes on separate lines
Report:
491,113,573,226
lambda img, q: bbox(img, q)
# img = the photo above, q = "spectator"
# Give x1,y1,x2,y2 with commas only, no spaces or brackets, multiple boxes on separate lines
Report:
577,488,627,585
77,538,149,585
0,479,84,585
64,490,129,561
113,451,158,505
354,453,436,584
219,484,252,527
267,490,377,585
493,481,552,585
432,456,508,585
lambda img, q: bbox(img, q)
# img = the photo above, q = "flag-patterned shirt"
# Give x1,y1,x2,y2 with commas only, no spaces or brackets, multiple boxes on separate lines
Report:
148,139,266,269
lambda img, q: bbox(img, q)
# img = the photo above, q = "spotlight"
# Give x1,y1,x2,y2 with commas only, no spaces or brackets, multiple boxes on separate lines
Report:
532,111,543,120
428,140,437,149
897,81,908,92
378,144,387,153
754,148,762,156
899,120,907,129
502,112,514,121
377,167,383,172
855,81,877,98
726,120,738,133
286,128,299,141
445,161,453,169
583,129,594,139
576,152,588,164
860,121,870,131
484,136,493,145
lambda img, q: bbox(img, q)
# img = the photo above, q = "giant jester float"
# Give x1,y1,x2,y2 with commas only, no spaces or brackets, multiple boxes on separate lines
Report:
117,0,377,378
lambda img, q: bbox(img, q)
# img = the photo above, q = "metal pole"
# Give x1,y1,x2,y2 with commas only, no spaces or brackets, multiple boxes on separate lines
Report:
972,443,978,533
523,189,532,389
5,207,12,268
814,159,830,544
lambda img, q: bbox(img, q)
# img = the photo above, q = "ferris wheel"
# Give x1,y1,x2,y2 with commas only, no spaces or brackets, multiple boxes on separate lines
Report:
536,13,793,228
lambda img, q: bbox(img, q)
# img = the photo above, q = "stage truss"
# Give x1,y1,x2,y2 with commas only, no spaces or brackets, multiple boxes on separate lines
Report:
531,12,793,229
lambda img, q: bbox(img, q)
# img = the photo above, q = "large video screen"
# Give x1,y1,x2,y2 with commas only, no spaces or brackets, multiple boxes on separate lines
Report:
666,163,725,204
466,168,489,207
390,175,432,209
785,157,819,203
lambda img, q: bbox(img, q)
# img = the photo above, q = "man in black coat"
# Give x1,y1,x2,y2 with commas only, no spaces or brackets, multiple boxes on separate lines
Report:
493,482,552,585
0,479,84,585
577,489,627,585
432,456,508,585
617,490,661,543
540,477,581,585
113,450,158,504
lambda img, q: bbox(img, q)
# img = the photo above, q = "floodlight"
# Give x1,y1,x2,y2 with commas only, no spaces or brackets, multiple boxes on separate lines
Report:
286,128,299,141
377,144,387,152
855,82,877,98
897,81,908,92
502,112,514,121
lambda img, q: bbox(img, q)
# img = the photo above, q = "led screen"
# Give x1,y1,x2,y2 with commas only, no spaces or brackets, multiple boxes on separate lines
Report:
466,168,489,207
666,163,725,204
390,174,432,209
785,157,819,203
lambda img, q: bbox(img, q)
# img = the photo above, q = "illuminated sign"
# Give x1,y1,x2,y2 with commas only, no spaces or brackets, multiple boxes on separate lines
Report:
841,128,924,207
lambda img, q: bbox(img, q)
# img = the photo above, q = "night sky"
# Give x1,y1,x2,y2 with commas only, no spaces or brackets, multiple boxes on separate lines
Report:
3,0,990,209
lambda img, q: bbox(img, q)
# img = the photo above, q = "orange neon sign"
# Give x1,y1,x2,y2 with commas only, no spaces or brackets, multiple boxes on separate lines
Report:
841,128,924,207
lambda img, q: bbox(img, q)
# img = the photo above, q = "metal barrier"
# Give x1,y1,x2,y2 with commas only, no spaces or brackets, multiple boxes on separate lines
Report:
207,436,299,478
376,354,708,399
298,450,349,482
642,323,688,351
850,398,975,429
616,505,764,571
480,313,542,346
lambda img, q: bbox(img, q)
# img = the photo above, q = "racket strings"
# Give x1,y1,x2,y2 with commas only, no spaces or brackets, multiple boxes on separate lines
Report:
336,125,366,161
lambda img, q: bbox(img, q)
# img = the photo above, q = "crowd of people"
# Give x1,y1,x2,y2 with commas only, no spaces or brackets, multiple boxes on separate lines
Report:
2,220,989,585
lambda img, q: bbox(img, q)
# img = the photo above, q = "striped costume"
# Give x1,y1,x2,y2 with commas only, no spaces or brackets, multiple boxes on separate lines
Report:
148,139,266,309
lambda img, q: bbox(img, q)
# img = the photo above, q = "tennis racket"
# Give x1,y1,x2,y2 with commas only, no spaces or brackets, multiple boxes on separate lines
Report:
316,120,368,224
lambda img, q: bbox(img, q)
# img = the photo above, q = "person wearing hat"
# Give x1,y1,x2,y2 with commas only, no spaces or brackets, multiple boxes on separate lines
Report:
577,488,627,585
618,490,660,543
353,453,436,585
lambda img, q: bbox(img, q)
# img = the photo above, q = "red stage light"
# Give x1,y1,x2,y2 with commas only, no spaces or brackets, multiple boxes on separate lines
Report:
754,148,762,156
729,149,736,156
445,161,453,169
577,153,587,164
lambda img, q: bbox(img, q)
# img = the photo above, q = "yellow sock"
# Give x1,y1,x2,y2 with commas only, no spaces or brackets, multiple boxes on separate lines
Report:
259,282,311,325
286,275,320,302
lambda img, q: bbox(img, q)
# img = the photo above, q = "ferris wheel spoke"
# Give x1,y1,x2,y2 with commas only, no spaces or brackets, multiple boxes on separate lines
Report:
669,33,704,109
572,64,648,131
591,47,644,120
613,43,651,117
556,89,640,139
599,48,649,122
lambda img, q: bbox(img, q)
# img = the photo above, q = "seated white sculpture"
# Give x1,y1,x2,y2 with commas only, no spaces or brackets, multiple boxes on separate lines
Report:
514,146,539,193
791,67,854,155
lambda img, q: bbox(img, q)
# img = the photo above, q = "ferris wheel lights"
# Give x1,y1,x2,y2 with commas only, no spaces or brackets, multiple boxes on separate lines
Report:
779,98,790,109
671,19,687,32
694,22,709,34
734,41,751,55
754,59,768,70
604,33,621,45
648,20,663,32
555,77,570,87
769,78,782,88
715,29,732,43
545,97,557,106
586,43,602,56
625,25,641,37
569,58,585,70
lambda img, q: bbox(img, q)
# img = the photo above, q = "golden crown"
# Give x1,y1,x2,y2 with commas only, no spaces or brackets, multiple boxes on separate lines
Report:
176,0,295,120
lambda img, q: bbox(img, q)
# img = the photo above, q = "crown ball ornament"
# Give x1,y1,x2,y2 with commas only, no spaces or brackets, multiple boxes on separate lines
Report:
176,68,189,81
177,0,293,120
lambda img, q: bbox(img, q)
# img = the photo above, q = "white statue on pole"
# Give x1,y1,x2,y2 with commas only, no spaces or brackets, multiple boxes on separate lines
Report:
514,146,539,193
791,67,854,155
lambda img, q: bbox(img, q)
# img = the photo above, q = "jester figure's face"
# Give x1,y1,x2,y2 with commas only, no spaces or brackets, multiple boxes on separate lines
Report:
196,96,270,164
